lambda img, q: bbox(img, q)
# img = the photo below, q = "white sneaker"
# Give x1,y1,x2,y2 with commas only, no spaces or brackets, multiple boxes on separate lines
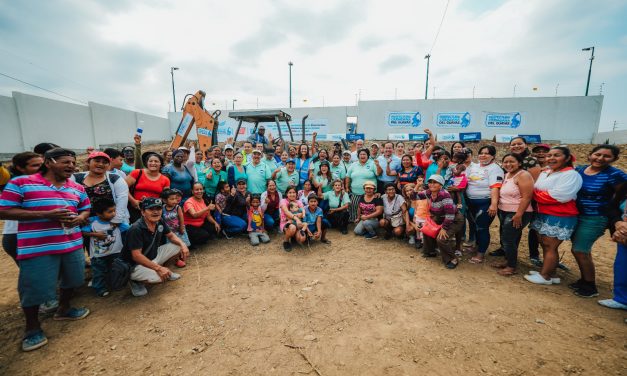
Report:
38,299,59,314
528,270,560,284
597,299,627,310
524,273,553,285
168,272,181,281
130,281,148,297
408,236,416,245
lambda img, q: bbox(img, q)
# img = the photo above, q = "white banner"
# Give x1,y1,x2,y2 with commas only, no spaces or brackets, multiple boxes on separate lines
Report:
495,134,517,143
388,133,410,140
436,133,460,142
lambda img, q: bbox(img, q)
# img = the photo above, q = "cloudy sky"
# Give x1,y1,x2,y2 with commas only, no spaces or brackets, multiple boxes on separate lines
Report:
1,0,625,131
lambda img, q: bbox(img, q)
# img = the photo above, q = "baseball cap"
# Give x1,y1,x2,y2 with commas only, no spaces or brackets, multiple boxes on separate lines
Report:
224,144,234,151
371,143,380,148
532,143,551,152
286,158,296,164
258,125,265,130
236,177,247,184
427,175,445,185
252,149,262,155
87,151,111,162
363,180,376,189
140,197,163,210
177,147,190,153
342,150,351,156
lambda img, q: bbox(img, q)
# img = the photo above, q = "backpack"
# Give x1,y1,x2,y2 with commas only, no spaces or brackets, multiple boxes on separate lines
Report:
107,258,131,290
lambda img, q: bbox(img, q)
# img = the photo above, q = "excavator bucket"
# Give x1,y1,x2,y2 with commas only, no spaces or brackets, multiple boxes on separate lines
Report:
170,90,216,155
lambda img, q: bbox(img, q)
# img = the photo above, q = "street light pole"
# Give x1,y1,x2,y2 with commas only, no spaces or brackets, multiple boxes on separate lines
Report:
288,61,293,108
232,99,237,110
424,54,430,100
582,47,595,96
170,67,179,111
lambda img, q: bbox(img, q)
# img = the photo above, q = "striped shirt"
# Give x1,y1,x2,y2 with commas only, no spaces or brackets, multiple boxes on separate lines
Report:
0,173,91,260
413,190,457,230
576,165,627,216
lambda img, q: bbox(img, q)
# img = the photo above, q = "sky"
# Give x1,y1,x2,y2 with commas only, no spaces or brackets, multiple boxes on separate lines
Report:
1,0,626,131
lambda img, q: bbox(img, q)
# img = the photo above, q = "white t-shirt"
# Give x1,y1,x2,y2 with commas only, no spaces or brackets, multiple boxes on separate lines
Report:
82,218,128,258
465,162,504,199
2,220,18,235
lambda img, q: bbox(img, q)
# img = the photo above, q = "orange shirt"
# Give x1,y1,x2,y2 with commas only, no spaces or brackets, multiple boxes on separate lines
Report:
183,198,208,227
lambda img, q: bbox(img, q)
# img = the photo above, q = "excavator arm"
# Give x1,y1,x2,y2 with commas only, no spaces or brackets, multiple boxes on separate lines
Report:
170,90,219,155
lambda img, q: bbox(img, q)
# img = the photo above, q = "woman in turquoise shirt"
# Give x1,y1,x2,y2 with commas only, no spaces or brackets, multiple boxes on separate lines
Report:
227,152,247,187
203,158,227,198
345,149,382,221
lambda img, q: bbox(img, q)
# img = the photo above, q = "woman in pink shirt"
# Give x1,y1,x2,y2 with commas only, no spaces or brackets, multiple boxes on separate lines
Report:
493,153,534,276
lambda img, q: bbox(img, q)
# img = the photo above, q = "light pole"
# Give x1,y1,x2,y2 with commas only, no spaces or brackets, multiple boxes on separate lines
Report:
170,67,179,110
424,54,430,100
513,84,517,97
288,61,293,108
582,46,595,96
232,99,237,110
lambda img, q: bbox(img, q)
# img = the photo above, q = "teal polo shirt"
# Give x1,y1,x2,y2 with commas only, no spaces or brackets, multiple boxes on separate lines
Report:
347,159,377,195
246,162,270,194
323,190,350,209
275,168,299,194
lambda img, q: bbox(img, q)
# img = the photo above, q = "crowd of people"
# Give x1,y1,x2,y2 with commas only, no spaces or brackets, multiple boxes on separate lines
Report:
1,127,626,352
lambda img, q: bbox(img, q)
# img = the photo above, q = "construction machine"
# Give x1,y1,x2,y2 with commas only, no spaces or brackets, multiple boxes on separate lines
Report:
170,90,221,154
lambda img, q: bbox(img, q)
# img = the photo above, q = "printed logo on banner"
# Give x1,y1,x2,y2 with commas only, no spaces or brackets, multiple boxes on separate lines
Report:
409,134,429,141
519,134,541,143
387,112,421,127
437,133,460,142
436,112,471,128
345,133,365,141
197,128,213,137
388,133,410,140
459,132,482,141
260,118,328,140
177,113,194,137
485,112,522,128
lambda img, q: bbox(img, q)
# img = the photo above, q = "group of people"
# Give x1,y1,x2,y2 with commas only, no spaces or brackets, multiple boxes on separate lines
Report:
1,127,626,352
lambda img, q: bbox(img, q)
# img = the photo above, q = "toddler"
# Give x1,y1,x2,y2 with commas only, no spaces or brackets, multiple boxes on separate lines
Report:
82,198,129,297
247,195,270,246
161,188,190,267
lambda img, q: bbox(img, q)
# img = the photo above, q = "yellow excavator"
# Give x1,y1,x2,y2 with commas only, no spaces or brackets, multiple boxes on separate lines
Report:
170,90,221,155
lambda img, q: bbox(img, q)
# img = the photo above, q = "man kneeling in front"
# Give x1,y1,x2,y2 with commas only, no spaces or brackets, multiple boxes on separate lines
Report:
122,197,189,297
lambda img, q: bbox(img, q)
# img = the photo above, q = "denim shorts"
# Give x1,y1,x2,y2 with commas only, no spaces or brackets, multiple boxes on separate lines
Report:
571,215,608,253
18,250,85,307
530,214,578,241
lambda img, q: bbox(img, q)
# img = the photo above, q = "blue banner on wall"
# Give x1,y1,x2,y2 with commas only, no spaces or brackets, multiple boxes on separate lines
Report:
387,112,421,127
436,112,471,128
345,133,365,141
485,112,522,128
459,132,482,141
519,134,541,143
409,134,429,141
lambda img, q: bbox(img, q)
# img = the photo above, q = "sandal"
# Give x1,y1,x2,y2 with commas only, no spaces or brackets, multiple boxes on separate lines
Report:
468,256,484,264
53,307,90,321
497,268,517,276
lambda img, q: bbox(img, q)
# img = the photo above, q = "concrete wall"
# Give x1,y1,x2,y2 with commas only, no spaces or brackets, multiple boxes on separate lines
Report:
2,92,171,154
356,96,603,143
0,95,24,153
594,130,627,144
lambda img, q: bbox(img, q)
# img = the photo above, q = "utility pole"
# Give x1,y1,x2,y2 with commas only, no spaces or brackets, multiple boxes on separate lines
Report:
170,67,179,110
288,61,293,108
582,47,595,96
424,54,431,100
513,84,517,97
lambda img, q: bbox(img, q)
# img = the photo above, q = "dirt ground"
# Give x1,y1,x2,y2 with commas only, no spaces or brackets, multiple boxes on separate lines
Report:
0,223,625,376
0,142,626,375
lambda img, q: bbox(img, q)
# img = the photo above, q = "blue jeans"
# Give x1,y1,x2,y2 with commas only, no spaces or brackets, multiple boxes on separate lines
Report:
91,253,119,293
221,214,247,235
467,198,495,254
264,211,280,229
498,210,532,268
615,243,627,305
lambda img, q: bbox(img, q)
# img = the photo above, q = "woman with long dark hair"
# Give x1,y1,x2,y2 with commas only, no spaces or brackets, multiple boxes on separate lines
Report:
525,147,582,285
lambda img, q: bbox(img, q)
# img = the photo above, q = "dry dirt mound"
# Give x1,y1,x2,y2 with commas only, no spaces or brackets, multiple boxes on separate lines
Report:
0,225,625,375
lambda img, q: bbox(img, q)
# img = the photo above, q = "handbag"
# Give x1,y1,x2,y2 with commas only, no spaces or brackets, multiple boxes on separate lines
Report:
420,198,442,238
388,195,405,227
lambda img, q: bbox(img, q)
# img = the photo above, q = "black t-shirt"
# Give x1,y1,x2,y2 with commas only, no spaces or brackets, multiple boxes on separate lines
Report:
122,218,171,265
358,196,383,217
223,191,249,218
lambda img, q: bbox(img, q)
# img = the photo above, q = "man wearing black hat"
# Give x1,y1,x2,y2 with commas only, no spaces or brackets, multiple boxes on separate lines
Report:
121,197,189,297
247,124,269,145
